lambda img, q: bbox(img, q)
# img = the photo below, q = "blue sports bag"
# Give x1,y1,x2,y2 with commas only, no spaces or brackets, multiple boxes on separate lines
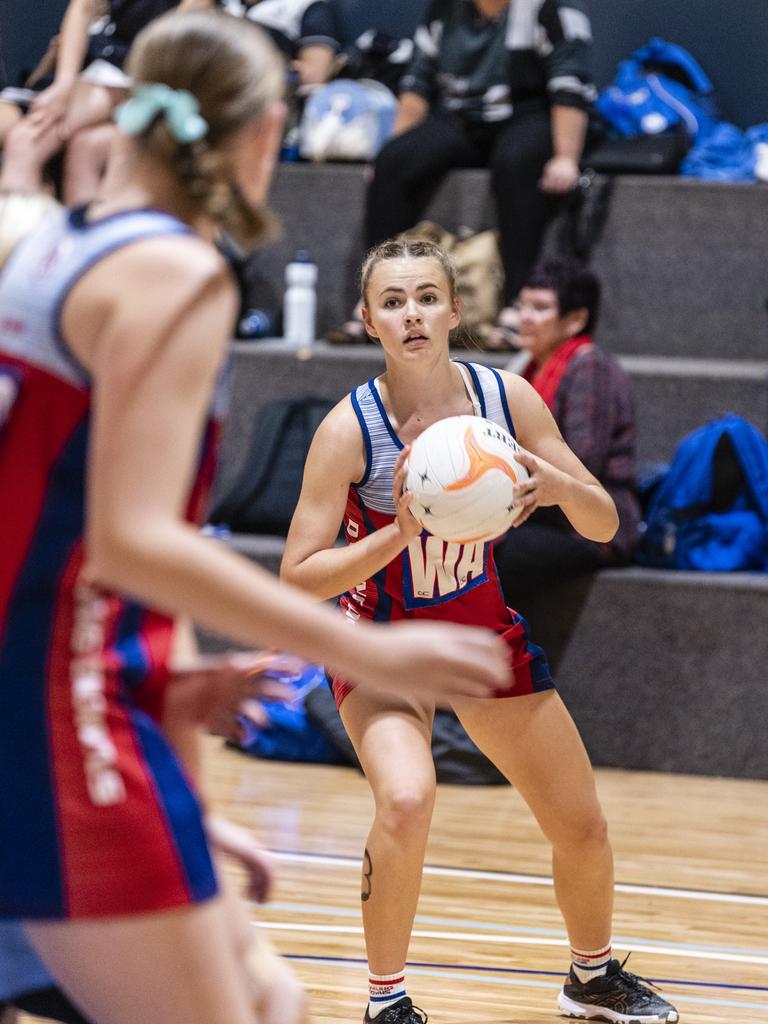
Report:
597,37,718,141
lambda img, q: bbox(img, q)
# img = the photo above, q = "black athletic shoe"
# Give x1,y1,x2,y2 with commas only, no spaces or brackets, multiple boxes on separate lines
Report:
558,958,679,1023
363,996,428,1024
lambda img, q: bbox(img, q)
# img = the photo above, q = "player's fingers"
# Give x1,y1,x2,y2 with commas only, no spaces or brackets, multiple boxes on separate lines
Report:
514,448,538,470
393,446,410,473
513,480,536,501
392,465,408,502
511,505,535,527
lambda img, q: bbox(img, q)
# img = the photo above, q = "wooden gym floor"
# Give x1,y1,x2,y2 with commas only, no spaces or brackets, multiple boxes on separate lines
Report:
20,735,768,1023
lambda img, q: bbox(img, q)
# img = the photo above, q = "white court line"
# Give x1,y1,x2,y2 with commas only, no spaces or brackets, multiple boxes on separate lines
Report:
257,921,768,966
270,850,768,907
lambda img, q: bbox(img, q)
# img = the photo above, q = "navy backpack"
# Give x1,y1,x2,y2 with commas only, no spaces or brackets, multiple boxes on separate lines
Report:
638,416,768,572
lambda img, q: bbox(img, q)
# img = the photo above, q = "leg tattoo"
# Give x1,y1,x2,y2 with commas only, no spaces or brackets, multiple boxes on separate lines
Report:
361,847,373,902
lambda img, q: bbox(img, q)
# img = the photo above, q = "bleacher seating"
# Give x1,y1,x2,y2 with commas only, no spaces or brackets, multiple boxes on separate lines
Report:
208,164,768,780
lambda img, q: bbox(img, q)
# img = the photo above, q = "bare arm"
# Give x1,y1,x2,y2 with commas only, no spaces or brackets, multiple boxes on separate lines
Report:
539,105,587,194
31,0,97,126
502,372,618,542
281,404,419,600
62,238,507,699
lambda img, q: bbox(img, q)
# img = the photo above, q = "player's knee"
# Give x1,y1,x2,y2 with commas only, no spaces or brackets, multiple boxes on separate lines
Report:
376,784,435,832
548,802,610,851
66,125,105,165
552,807,609,853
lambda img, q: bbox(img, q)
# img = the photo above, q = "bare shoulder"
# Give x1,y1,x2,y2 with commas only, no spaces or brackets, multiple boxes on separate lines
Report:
66,234,237,371
497,368,545,417
497,367,536,401
316,394,361,444
307,394,366,483
96,233,234,303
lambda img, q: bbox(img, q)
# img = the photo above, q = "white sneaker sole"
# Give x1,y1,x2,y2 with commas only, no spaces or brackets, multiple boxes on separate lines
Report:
558,991,679,1024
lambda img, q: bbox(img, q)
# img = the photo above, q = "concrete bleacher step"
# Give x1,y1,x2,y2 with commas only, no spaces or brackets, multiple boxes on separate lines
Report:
207,534,768,780
523,568,768,780
622,355,768,463
213,343,768,504
258,164,768,363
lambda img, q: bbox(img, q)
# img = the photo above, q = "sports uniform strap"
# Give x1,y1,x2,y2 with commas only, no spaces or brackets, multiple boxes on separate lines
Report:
53,208,195,381
349,379,401,514
454,360,482,416
456,360,516,437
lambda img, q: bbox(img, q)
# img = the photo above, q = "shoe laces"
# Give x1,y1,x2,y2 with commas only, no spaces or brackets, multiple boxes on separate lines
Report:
614,953,664,996
380,1002,428,1024
393,999,430,1024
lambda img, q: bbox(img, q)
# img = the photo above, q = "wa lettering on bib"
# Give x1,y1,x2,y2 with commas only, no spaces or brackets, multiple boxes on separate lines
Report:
403,535,489,609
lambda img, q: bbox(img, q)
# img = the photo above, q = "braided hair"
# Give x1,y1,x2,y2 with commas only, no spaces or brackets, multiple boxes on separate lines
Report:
124,9,284,245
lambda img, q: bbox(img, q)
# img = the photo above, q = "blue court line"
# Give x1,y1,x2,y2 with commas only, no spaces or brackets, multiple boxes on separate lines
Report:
268,847,768,902
280,950,768,991
263,900,768,959
284,954,768,1010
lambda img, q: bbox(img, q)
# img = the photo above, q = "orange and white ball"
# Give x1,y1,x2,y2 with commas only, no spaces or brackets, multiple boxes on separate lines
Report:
405,415,529,544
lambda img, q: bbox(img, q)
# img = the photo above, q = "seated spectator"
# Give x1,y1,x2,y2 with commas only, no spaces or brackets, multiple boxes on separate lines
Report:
181,0,341,86
1,0,179,204
329,0,595,346
0,33,61,150
493,257,641,607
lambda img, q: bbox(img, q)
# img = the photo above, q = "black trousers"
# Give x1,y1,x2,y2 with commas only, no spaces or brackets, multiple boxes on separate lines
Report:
365,105,557,305
1,988,91,1024
493,515,604,611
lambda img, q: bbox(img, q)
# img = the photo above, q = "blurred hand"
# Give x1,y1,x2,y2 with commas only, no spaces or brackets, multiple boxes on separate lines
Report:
165,651,294,738
539,155,580,194
351,621,510,701
30,79,74,133
0,111,65,193
207,814,274,903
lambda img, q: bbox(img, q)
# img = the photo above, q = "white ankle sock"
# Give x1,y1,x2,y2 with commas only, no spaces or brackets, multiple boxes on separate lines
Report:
368,969,406,1017
570,943,612,983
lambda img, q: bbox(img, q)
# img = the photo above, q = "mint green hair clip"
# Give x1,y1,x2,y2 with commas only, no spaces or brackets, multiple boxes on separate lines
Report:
115,83,209,144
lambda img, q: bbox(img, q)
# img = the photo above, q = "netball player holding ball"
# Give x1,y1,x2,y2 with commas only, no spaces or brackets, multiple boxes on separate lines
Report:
282,238,679,1024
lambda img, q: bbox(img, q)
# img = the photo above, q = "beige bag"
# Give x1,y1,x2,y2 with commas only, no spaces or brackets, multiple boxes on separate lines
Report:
400,221,504,345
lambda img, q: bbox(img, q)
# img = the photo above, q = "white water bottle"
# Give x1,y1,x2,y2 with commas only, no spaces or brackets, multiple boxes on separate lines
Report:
283,250,317,348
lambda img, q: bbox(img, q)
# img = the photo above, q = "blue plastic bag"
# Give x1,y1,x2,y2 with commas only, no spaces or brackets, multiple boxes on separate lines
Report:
235,662,345,765
299,79,396,161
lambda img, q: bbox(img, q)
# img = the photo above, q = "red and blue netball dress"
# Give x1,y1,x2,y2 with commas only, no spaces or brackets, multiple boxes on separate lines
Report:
332,361,555,706
0,207,227,920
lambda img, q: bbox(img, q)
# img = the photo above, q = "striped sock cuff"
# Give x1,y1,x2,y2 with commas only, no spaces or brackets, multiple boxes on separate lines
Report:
570,944,612,981
369,970,406,1004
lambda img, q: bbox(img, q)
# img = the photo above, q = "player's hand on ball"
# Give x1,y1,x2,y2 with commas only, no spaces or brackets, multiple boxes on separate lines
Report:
511,448,573,526
393,447,422,540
